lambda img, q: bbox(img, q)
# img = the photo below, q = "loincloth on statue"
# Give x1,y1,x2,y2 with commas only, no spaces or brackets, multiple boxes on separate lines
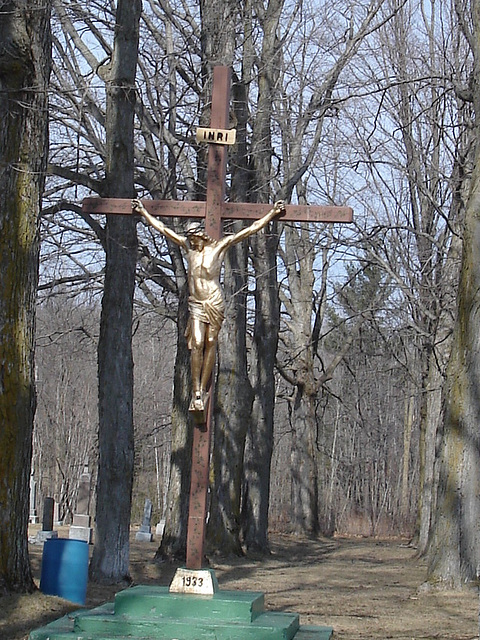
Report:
185,291,225,349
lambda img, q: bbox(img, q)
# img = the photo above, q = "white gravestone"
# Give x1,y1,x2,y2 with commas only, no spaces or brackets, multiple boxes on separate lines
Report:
135,498,154,542
29,472,39,524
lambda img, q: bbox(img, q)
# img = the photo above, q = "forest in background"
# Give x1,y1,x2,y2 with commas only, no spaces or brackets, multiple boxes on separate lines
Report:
35,269,414,539
19,0,476,588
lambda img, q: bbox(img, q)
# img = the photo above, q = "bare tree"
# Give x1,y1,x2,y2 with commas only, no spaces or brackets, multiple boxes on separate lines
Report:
339,0,470,548
37,0,476,558
89,0,142,584
250,0,393,538
0,0,52,593
426,0,480,589
35,300,99,524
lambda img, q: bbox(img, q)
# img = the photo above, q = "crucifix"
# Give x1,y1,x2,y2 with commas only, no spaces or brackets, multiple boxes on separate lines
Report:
82,66,352,584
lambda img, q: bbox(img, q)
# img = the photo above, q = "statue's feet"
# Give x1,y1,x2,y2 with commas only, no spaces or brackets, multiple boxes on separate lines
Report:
189,391,205,413
189,391,208,425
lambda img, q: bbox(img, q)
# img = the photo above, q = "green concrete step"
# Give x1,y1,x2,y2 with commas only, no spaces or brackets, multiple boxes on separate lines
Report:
74,608,300,639
114,585,266,622
29,613,76,639
30,620,333,640
294,626,333,640
29,615,332,640
28,585,333,640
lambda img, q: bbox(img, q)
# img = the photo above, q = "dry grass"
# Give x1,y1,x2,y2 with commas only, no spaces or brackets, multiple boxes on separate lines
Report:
0,526,477,640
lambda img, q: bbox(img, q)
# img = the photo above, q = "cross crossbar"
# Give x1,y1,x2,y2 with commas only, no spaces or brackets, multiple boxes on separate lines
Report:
82,197,353,224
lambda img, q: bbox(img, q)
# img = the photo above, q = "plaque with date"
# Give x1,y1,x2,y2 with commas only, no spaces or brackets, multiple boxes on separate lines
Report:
169,567,219,595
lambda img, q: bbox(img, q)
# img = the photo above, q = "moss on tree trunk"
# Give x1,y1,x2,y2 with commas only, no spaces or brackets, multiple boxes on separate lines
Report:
0,0,51,594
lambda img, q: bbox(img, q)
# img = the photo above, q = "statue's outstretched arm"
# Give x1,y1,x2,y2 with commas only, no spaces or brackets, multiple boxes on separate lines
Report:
133,198,188,249
217,200,286,252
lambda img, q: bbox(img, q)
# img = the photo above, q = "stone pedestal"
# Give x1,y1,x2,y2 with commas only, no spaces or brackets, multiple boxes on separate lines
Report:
134,528,153,542
28,581,333,640
35,530,58,543
69,514,93,544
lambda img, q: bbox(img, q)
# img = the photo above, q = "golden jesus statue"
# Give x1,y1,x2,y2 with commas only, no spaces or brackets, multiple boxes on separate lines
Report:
132,198,285,414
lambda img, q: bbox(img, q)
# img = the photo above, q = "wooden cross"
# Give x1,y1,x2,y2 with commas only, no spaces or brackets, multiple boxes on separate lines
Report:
82,66,353,573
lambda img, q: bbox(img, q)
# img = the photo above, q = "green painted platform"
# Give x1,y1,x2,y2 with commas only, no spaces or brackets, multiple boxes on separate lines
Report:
28,584,333,640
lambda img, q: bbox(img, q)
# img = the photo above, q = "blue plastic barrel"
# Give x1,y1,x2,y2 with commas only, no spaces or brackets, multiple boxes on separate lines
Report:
40,538,89,605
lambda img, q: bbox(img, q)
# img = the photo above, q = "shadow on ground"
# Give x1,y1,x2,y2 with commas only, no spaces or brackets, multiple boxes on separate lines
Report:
0,527,477,640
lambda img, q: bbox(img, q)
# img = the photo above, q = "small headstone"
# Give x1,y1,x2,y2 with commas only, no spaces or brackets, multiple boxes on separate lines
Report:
72,514,91,528
135,498,153,542
53,500,62,526
155,518,165,537
29,472,39,524
76,469,91,515
69,465,93,544
36,497,58,543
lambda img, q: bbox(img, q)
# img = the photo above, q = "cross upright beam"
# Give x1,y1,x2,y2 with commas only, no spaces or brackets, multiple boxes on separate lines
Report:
204,66,230,239
184,66,231,570
82,66,353,573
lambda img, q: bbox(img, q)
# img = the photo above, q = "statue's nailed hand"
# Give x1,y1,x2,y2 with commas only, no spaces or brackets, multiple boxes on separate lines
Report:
132,198,143,214
274,200,286,217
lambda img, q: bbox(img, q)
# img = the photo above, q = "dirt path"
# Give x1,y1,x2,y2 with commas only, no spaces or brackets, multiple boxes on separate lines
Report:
0,528,477,640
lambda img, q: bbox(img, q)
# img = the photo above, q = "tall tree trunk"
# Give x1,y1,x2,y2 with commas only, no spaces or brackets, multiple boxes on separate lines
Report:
0,0,51,595
289,385,319,535
427,177,480,584
241,0,283,554
400,388,415,524
417,355,444,553
90,0,141,584
207,231,253,556
154,28,193,560
427,149,480,587
156,274,192,560
427,2,480,585
243,229,280,552
281,224,319,535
